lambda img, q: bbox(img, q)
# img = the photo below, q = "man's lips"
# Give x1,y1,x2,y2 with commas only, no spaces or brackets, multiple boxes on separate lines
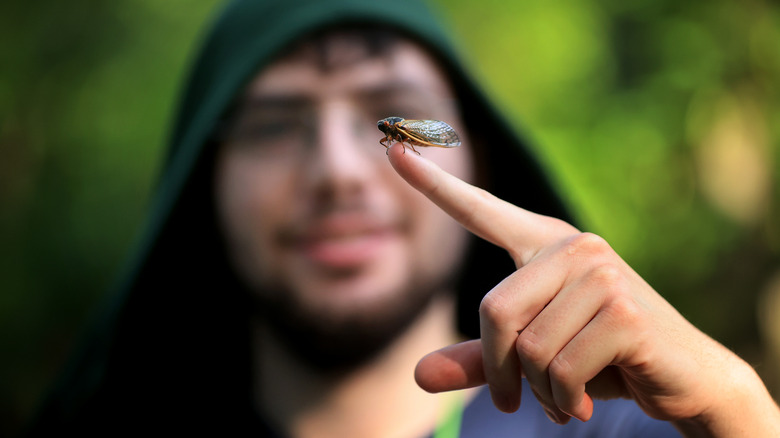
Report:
282,213,402,268
299,231,395,268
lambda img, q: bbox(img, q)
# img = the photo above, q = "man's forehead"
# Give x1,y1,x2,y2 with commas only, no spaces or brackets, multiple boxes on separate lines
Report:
241,36,453,100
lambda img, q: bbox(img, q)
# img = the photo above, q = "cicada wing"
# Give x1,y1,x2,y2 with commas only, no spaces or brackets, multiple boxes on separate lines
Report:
398,119,461,147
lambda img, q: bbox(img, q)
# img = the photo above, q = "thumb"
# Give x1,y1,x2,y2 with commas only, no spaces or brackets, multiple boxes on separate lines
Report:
415,339,486,393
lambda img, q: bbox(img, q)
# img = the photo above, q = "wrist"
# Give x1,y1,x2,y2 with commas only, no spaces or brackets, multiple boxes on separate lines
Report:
673,357,780,437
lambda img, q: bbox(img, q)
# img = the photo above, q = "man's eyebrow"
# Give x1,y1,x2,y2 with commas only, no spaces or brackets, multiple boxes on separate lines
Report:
233,80,437,110
236,94,311,110
356,81,431,100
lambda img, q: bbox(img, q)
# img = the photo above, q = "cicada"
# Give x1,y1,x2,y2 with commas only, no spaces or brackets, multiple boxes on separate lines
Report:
377,116,461,155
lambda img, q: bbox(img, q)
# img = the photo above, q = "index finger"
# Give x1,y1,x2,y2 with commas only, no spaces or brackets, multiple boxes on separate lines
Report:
387,143,575,266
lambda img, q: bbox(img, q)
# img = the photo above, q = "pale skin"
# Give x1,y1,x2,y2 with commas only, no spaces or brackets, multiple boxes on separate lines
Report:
386,143,780,437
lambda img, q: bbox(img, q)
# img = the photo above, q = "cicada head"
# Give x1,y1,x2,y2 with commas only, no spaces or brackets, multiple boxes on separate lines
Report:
377,116,404,135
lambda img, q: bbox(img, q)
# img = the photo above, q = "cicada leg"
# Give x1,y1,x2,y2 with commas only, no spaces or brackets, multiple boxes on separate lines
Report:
393,134,421,155
400,137,421,155
380,135,392,154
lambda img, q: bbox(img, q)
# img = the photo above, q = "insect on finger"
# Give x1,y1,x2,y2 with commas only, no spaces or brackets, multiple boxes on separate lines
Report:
377,116,461,155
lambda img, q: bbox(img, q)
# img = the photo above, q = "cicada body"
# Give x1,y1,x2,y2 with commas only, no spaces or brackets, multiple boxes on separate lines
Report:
377,116,461,155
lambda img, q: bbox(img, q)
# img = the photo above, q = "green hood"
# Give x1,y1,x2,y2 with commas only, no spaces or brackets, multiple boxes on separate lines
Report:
29,0,571,434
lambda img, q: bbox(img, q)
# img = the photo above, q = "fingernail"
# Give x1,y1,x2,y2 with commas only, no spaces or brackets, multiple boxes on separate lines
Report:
542,406,570,425
543,407,559,424
569,397,593,422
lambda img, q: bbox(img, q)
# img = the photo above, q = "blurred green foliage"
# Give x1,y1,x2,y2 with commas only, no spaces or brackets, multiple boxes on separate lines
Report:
1,0,779,434
0,0,223,433
435,0,780,365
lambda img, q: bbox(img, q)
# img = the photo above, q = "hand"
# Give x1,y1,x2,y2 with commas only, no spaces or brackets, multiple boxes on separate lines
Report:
386,144,780,436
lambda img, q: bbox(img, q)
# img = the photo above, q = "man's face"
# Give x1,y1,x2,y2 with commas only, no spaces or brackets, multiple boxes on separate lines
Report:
214,34,474,365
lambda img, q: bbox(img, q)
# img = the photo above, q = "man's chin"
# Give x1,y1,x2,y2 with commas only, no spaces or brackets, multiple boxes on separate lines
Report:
293,275,409,311
253,280,444,373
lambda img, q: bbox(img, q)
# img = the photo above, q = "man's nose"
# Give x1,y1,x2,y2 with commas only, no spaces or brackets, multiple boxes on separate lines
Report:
304,104,377,193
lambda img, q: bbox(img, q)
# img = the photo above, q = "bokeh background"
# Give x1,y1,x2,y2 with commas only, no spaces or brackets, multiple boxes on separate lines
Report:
2,0,779,434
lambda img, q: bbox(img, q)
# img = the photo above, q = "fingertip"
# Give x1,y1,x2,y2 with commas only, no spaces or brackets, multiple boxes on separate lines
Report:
414,352,443,393
567,393,594,422
386,143,436,189
490,386,522,413
386,143,410,177
414,340,486,393
386,143,410,167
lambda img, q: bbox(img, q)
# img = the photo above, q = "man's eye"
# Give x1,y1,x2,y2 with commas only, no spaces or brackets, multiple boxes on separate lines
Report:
231,117,301,144
247,121,294,138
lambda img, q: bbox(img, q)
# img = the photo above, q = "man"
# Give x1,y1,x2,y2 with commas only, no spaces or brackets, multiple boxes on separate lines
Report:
29,0,780,436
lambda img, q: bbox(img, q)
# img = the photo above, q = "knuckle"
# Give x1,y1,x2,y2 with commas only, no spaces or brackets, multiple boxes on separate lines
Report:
604,294,643,326
479,292,510,327
549,355,576,389
515,330,546,364
563,232,612,257
589,263,624,291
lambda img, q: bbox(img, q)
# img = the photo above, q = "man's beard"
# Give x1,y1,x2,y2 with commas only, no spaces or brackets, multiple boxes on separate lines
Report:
252,274,451,374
